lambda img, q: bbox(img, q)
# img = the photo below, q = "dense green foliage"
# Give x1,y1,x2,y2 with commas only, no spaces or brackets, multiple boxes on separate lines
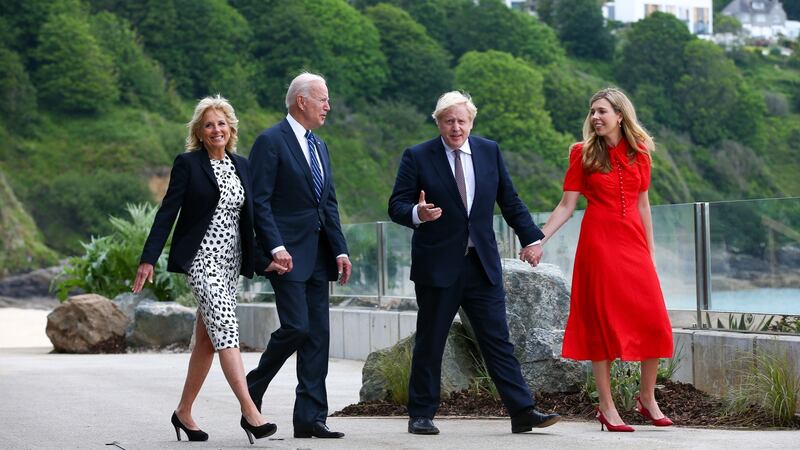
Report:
554,0,614,59
54,203,190,302
0,0,799,277
365,3,453,113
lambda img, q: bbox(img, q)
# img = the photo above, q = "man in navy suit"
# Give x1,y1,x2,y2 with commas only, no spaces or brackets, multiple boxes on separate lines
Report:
388,91,560,435
247,72,351,439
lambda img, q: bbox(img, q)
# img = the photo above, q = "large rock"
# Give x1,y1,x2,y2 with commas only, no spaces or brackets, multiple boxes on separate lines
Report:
360,322,477,402
46,294,129,353
126,301,196,348
460,260,587,394
113,289,157,322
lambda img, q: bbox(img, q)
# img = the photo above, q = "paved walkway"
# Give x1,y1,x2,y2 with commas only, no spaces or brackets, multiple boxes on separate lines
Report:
1,347,798,449
1,308,798,449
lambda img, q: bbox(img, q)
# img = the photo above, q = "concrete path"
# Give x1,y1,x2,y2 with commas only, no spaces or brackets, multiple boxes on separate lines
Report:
1,347,798,449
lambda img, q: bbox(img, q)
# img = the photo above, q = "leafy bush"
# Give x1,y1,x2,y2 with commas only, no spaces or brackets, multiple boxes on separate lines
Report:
54,203,189,302
376,340,413,405
725,351,800,426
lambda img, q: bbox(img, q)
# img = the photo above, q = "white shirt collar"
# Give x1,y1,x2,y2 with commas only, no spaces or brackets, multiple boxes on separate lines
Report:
286,113,308,142
441,137,472,155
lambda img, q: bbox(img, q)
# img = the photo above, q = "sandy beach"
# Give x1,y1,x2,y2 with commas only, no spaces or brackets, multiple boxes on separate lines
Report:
0,308,53,349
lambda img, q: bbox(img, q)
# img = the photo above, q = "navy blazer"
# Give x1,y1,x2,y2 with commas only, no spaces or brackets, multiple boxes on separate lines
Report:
249,118,348,281
139,149,255,278
388,136,543,288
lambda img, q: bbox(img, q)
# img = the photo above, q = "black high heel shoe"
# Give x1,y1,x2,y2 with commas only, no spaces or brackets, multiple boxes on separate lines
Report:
171,411,209,441
240,415,277,445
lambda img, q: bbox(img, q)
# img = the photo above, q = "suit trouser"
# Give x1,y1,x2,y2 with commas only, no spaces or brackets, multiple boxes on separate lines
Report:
408,250,534,419
246,242,330,428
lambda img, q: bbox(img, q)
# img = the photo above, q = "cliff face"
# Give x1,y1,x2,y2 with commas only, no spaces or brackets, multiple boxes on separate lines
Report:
0,169,58,278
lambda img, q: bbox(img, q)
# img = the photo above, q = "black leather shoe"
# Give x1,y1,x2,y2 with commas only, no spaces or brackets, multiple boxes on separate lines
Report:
408,417,440,435
240,415,277,445
511,407,561,433
294,422,344,438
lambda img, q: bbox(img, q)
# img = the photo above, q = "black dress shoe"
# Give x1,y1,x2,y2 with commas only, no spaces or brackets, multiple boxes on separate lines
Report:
171,411,209,441
408,417,440,435
510,407,561,433
294,422,344,438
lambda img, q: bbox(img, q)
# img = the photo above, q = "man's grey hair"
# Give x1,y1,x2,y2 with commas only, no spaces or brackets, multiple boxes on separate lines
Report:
285,72,327,110
431,91,477,123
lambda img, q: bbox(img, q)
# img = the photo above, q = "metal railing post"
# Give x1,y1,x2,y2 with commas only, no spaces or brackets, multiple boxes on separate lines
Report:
694,202,711,328
376,221,386,306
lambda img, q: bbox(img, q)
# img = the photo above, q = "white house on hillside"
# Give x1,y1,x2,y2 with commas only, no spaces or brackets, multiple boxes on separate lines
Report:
721,0,799,39
603,0,714,35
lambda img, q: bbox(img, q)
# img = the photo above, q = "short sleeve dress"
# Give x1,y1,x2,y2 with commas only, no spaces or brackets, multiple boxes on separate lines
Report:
560,140,673,361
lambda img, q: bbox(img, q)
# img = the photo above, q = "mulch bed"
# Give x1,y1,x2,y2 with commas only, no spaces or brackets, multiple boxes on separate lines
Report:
332,379,800,429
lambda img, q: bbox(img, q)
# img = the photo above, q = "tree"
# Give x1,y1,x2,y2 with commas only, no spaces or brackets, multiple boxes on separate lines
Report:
714,14,743,34
554,0,614,59
34,7,118,113
455,51,570,165
675,40,764,146
457,0,564,66
0,0,52,69
89,12,169,111
616,12,694,91
237,0,388,110
102,0,257,108
0,46,37,130
542,63,603,137
365,4,453,112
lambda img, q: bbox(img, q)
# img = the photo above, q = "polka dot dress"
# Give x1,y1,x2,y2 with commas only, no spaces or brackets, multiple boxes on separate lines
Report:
187,155,245,351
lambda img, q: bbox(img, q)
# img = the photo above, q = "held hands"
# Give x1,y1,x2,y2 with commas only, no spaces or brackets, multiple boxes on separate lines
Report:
132,263,154,293
417,190,442,222
519,243,543,268
336,256,352,285
265,260,289,275
271,249,293,273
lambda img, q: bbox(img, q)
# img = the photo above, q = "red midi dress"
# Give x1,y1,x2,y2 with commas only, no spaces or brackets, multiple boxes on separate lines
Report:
560,140,673,361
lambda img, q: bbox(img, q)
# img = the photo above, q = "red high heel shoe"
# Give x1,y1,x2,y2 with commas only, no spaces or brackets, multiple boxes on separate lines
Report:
596,408,635,432
635,396,674,427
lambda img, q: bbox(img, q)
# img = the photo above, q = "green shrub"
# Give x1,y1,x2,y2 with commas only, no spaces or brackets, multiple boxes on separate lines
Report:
54,203,189,302
376,341,413,405
726,351,800,426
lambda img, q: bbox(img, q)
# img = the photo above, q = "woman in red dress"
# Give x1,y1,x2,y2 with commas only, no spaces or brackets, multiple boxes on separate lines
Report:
539,88,673,432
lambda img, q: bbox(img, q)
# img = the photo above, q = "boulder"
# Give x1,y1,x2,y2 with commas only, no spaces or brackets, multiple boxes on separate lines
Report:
0,265,62,298
460,260,587,394
112,289,157,322
46,294,129,353
360,322,477,402
126,302,196,348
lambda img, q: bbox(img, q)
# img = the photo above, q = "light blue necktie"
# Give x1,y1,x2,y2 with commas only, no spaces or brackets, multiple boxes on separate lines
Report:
305,130,323,202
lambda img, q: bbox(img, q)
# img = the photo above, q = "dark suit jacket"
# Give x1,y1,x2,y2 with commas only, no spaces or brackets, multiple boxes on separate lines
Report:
139,149,255,278
249,118,348,282
388,136,543,288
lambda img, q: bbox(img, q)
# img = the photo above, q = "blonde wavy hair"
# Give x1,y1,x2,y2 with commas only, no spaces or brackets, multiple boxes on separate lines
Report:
185,95,239,152
580,88,653,173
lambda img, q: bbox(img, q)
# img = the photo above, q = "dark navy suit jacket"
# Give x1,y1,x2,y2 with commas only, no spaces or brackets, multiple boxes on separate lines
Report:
249,118,348,281
140,149,255,278
388,136,543,288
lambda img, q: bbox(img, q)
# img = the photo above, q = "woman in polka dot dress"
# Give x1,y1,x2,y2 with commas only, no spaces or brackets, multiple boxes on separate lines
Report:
134,96,283,444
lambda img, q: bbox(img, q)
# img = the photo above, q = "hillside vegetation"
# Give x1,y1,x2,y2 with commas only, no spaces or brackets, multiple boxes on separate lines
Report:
1,0,799,274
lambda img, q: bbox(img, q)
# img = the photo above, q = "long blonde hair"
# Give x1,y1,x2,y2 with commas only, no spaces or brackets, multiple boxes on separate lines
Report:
580,88,653,173
185,95,239,152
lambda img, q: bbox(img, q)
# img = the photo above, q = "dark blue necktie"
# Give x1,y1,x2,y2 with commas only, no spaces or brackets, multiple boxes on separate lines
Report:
305,130,323,202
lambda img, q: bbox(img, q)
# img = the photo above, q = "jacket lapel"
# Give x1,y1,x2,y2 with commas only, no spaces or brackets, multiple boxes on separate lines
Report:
198,150,219,190
279,119,316,196
430,138,468,218
466,137,487,219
